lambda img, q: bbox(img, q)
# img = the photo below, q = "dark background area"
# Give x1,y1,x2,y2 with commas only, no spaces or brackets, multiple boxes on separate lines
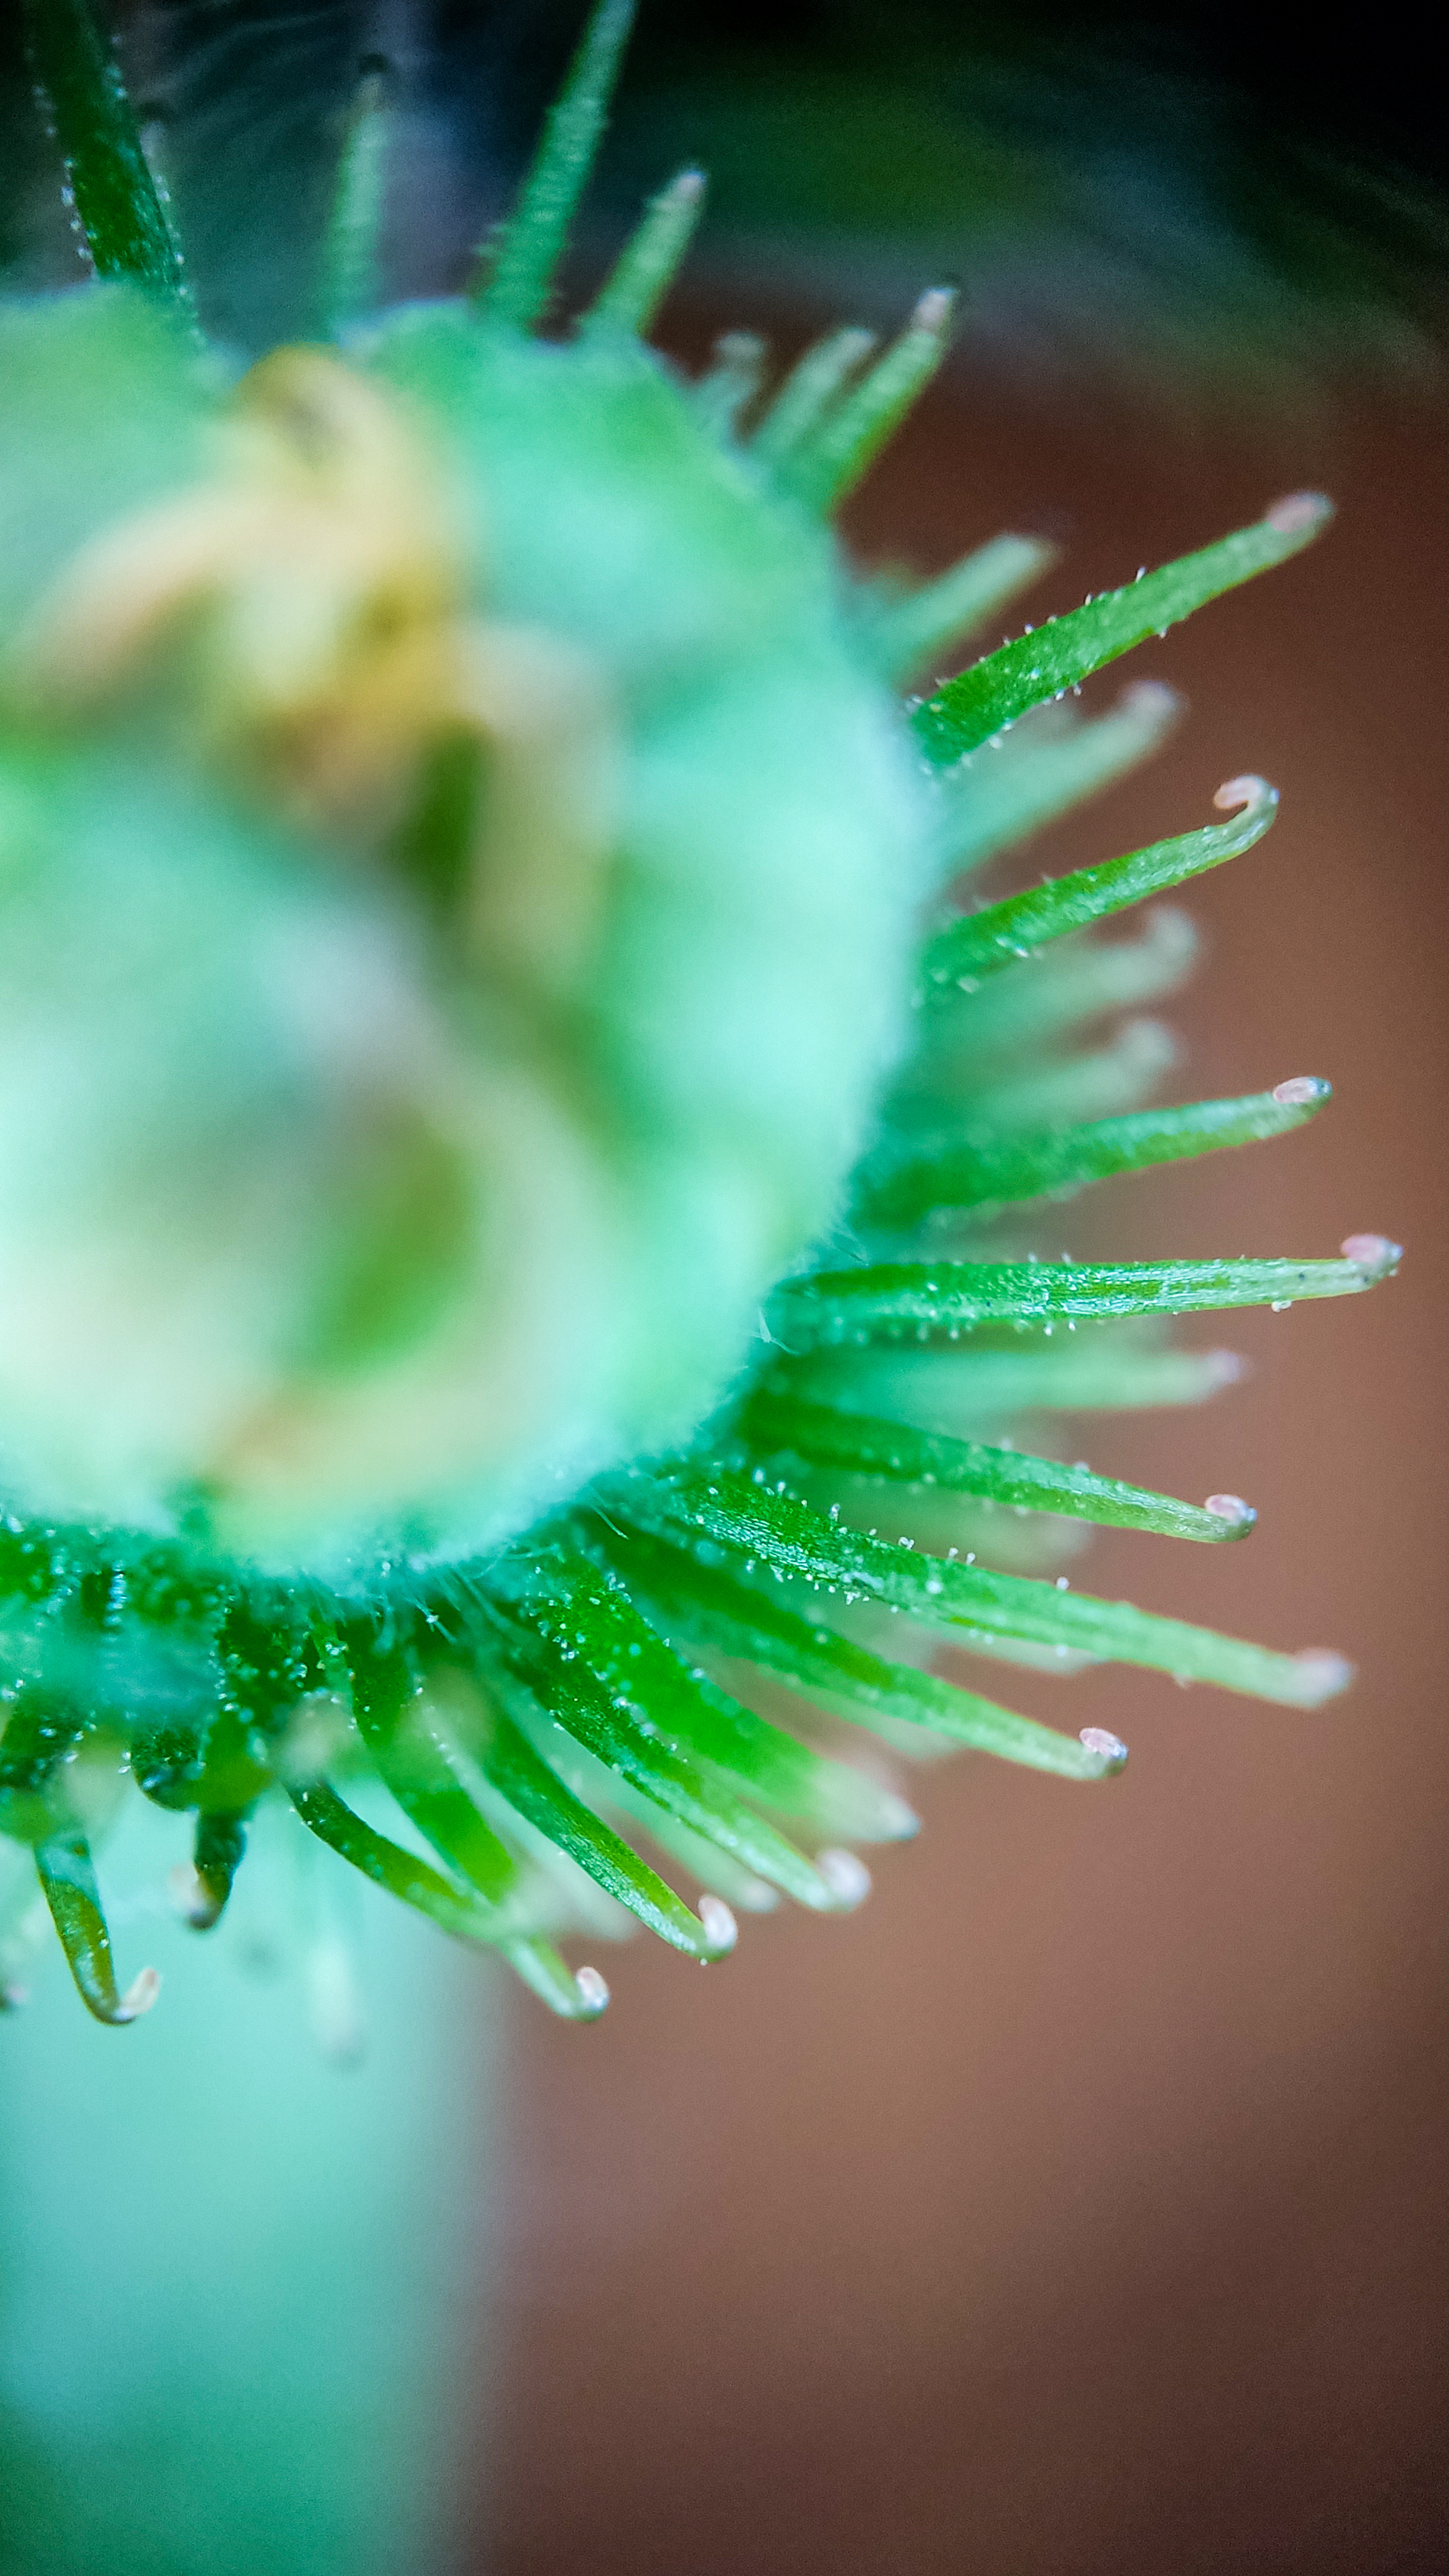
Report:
10,4,1445,373
446,0,1448,194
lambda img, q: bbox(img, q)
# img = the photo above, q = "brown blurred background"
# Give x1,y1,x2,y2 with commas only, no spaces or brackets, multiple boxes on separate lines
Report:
465,342,1449,2574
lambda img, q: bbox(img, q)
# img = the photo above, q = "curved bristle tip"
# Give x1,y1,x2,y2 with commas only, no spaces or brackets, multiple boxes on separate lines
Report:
818,1848,872,1910
168,1862,222,1930
116,1965,162,2022
1205,1350,1249,1388
698,1894,739,1955
1292,1649,1353,1703
735,1878,783,1914
1120,679,1182,720
912,285,956,333
575,1965,610,2014
1079,1725,1129,1770
1340,1233,1402,1278
1213,773,1273,812
306,1938,367,2066
1272,1075,1330,1107
1264,491,1333,536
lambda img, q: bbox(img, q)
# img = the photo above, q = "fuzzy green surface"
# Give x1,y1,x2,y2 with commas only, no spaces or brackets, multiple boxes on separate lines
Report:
0,288,925,1579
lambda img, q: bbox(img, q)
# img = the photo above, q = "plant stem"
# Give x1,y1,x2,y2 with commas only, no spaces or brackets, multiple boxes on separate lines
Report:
0,1802,498,2575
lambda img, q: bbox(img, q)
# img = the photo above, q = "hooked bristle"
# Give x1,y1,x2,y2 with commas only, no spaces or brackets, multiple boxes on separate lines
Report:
1264,491,1334,537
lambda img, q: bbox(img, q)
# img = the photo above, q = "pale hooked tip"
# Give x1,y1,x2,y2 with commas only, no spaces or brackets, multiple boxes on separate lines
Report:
669,168,706,200
306,1937,366,2066
574,1965,610,2014
734,1877,783,1913
1120,1017,1180,1069
1143,904,1199,954
1204,1492,1256,1528
167,1862,222,1930
1272,1075,1330,1107
1264,491,1334,537
698,1894,739,1955
115,1965,162,2022
818,1847,873,1910
1119,679,1183,722
1204,1349,1249,1388
1079,1725,1129,1770
1213,773,1275,813
1292,1648,1353,1703
912,285,956,333
1340,1232,1402,1279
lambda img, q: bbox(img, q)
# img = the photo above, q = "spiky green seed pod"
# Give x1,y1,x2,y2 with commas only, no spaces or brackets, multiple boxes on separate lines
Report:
0,0,1399,2029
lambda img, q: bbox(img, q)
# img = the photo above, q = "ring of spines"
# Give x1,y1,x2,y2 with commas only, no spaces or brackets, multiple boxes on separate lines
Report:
2,0,1399,2024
